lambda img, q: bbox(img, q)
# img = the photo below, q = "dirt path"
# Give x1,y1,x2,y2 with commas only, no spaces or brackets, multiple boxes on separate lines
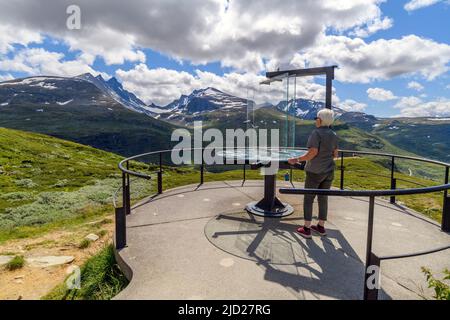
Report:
0,219,114,300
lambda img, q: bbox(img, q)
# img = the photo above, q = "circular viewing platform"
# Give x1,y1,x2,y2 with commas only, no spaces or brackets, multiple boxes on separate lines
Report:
114,180,450,300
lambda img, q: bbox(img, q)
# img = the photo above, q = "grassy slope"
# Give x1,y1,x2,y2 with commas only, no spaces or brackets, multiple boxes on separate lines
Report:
0,127,149,242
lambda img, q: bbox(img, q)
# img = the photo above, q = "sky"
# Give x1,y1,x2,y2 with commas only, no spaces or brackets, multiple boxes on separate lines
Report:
0,0,449,117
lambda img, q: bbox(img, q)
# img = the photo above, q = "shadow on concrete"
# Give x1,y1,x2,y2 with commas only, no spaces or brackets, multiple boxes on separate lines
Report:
207,212,392,300
130,182,263,211
348,196,442,229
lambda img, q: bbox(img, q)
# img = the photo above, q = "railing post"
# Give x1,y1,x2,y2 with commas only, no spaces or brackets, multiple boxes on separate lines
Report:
157,172,163,195
340,151,345,190
390,156,396,204
200,148,204,185
243,163,246,183
125,161,131,215
126,160,130,186
390,178,397,204
364,196,376,300
125,184,131,215
122,171,130,216
158,152,163,194
364,252,381,300
442,166,450,232
115,207,126,249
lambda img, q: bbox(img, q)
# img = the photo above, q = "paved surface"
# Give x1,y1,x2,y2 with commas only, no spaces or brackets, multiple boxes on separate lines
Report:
114,180,450,300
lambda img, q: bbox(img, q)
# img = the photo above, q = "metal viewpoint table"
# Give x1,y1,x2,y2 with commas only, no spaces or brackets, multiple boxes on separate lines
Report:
218,148,306,217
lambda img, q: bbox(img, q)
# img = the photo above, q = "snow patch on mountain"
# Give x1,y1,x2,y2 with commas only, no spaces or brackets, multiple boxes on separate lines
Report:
276,99,345,120
75,73,149,114
30,82,57,90
158,87,248,115
0,77,63,87
427,118,450,121
56,99,73,106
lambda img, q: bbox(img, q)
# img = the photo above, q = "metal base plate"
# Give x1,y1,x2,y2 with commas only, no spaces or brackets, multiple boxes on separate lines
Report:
245,201,294,218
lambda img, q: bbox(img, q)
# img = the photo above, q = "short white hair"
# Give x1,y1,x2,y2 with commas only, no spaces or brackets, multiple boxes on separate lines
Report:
317,109,335,127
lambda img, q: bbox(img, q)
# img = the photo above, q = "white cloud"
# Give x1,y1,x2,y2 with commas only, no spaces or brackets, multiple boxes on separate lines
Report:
0,48,102,78
292,35,450,83
407,81,424,91
0,24,42,54
339,99,367,112
350,17,393,37
116,63,336,106
0,0,447,96
0,73,14,82
367,88,398,101
63,27,146,66
404,0,443,12
394,96,423,109
394,96,450,117
0,0,395,72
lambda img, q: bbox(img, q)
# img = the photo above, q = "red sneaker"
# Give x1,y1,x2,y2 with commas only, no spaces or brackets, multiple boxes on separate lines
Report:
311,224,327,236
296,226,312,239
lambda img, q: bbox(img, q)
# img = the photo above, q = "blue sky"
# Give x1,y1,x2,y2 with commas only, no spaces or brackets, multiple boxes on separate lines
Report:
341,0,450,117
0,0,449,117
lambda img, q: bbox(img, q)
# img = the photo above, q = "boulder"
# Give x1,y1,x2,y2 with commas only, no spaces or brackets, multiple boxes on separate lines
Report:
26,256,74,268
0,255,14,266
85,233,99,242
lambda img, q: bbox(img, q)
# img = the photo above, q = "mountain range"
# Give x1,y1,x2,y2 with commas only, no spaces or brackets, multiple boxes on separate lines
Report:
0,74,177,156
0,74,449,162
0,73,371,125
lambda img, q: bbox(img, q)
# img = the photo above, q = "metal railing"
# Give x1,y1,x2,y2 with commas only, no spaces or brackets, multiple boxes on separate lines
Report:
114,148,450,300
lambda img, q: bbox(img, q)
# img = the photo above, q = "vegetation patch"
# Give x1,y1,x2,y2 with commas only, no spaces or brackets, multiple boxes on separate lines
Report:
43,244,128,300
422,267,450,300
78,239,91,249
5,255,25,271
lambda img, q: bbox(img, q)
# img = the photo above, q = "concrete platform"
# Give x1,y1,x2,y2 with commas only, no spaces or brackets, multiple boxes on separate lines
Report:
114,180,450,300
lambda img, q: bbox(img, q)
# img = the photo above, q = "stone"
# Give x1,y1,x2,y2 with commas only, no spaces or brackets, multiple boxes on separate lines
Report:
0,255,14,266
26,256,74,268
85,233,100,242
219,258,235,268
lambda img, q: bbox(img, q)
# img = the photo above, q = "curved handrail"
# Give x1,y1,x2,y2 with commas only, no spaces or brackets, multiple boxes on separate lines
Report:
279,183,450,197
339,149,450,167
118,147,450,198
378,244,450,261
114,147,450,300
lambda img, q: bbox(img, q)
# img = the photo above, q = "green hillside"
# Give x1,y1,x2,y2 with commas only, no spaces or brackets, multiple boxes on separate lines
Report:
344,116,450,163
0,127,150,241
0,103,178,158
371,118,450,163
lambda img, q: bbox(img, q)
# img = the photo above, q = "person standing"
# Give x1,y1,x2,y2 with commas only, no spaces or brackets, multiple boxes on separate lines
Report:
288,109,338,239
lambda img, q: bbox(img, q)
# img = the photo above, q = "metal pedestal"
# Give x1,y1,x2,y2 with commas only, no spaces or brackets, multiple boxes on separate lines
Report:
245,174,294,217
